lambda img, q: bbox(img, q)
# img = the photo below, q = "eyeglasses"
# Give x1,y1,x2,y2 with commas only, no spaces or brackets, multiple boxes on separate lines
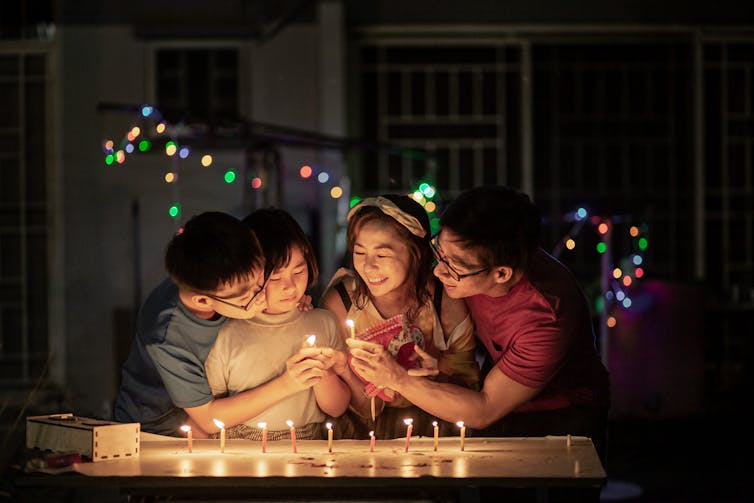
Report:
430,233,490,282
204,276,269,311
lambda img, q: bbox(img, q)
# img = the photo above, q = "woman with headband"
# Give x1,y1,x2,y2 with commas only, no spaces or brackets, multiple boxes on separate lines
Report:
320,194,480,440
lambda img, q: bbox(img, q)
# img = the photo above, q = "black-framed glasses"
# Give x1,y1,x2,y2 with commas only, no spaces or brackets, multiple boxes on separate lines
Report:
204,275,269,311
430,233,490,282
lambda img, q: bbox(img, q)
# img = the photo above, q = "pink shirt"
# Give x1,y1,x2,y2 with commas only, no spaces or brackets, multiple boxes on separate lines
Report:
465,249,609,412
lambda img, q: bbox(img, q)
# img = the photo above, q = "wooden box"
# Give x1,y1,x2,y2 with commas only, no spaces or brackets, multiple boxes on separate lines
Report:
26,413,140,462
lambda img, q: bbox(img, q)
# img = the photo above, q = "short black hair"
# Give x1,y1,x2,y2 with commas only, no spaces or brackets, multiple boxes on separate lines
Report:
440,186,541,271
164,211,263,292
242,208,319,289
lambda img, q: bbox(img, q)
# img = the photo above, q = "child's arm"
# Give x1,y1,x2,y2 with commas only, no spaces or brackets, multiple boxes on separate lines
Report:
312,369,350,417
186,348,326,433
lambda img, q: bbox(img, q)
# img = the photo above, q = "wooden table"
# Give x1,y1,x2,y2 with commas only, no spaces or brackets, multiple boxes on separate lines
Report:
17,432,606,502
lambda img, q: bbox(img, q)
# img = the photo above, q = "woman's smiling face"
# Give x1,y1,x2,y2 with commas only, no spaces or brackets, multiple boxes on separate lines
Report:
352,220,411,299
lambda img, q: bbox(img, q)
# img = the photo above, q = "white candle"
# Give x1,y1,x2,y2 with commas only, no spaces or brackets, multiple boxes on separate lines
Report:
432,421,439,451
456,421,466,451
370,396,376,421
180,425,193,453
326,422,333,453
257,422,268,453
213,419,226,453
286,420,297,453
345,319,355,339
369,430,375,452
306,334,316,347
403,418,413,452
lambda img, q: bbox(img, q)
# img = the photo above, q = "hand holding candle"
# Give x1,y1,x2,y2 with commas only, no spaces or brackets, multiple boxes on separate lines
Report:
432,421,439,451
326,422,333,453
456,421,466,451
345,319,355,339
403,418,413,452
213,419,226,453
286,420,297,453
180,425,193,453
369,430,375,452
257,422,268,453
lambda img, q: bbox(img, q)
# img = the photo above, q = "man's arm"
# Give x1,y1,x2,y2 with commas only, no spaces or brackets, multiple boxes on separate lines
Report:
348,338,541,429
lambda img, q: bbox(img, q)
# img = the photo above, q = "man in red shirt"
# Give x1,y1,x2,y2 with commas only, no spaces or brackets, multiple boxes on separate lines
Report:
348,186,610,464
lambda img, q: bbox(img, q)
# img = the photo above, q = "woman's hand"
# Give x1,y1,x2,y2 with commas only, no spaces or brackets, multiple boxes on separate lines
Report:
407,344,439,377
346,338,406,390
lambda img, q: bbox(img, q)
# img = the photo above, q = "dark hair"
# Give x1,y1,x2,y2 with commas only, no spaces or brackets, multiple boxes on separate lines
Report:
165,211,264,292
440,186,541,271
347,194,433,322
242,208,319,289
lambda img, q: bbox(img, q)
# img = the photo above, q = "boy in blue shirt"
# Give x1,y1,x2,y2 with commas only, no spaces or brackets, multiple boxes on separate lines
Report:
114,211,271,437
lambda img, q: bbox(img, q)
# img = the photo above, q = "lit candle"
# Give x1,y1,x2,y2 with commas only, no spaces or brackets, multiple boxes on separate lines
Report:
345,319,355,339
180,425,193,453
456,421,466,451
369,430,375,452
257,422,268,453
306,334,317,347
432,421,439,451
286,420,297,453
326,422,333,453
213,419,226,453
403,418,413,452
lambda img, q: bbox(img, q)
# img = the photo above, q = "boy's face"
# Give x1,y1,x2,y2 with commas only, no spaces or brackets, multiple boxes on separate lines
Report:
432,228,496,299
263,246,309,315
206,268,267,319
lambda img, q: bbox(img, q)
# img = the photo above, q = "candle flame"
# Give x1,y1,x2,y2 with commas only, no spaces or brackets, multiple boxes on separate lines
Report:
369,430,374,437
456,421,464,428
432,421,438,427
286,419,294,428
257,422,267,429
326,422,332,430
306,334,316,346
403,418,413,426
213,418,225,428
180,425,191,433
345,319,354,328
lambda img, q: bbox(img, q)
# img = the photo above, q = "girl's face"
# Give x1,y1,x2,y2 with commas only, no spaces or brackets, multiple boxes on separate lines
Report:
263,246,309,315
352,220,411,298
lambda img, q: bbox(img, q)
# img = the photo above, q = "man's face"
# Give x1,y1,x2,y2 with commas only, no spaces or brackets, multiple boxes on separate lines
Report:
432,228,495,299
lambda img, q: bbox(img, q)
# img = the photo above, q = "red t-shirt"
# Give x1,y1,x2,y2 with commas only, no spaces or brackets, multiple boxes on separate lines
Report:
465,249,610,412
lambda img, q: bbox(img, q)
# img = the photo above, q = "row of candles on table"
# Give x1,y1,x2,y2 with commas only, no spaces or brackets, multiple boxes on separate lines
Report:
178,324,467,454
179,418,467,454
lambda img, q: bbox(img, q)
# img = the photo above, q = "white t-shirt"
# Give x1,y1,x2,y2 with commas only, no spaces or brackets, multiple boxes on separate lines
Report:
205,307,345,431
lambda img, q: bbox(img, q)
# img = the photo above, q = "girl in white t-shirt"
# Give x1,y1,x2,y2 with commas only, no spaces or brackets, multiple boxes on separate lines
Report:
205,208,350,440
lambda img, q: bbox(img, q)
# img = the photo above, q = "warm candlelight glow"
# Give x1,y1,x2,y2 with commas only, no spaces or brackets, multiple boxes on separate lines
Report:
456,421,466,452
369,430,375,452
213,419,226,453
326,422,333,453
180,425,193,453
403,418,414,453
286,420,297,453
258,422,268,453
306,334,316,346
432,421,439,451
345,319,355,339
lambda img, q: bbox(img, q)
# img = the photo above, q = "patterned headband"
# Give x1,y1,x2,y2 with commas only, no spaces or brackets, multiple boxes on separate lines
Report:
347,196,427,238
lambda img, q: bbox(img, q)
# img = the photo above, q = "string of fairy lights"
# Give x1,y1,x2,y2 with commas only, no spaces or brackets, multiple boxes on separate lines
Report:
554,207,649,328
102,104,441,228
103,104,644,329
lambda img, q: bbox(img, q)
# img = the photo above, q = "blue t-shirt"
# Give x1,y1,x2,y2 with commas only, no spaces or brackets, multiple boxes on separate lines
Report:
113,278,227,435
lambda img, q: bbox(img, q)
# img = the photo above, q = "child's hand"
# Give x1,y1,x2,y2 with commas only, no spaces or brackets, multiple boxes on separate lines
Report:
317,347,348,376
297,294,313,312
284,348,326,391
407,344,439,377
